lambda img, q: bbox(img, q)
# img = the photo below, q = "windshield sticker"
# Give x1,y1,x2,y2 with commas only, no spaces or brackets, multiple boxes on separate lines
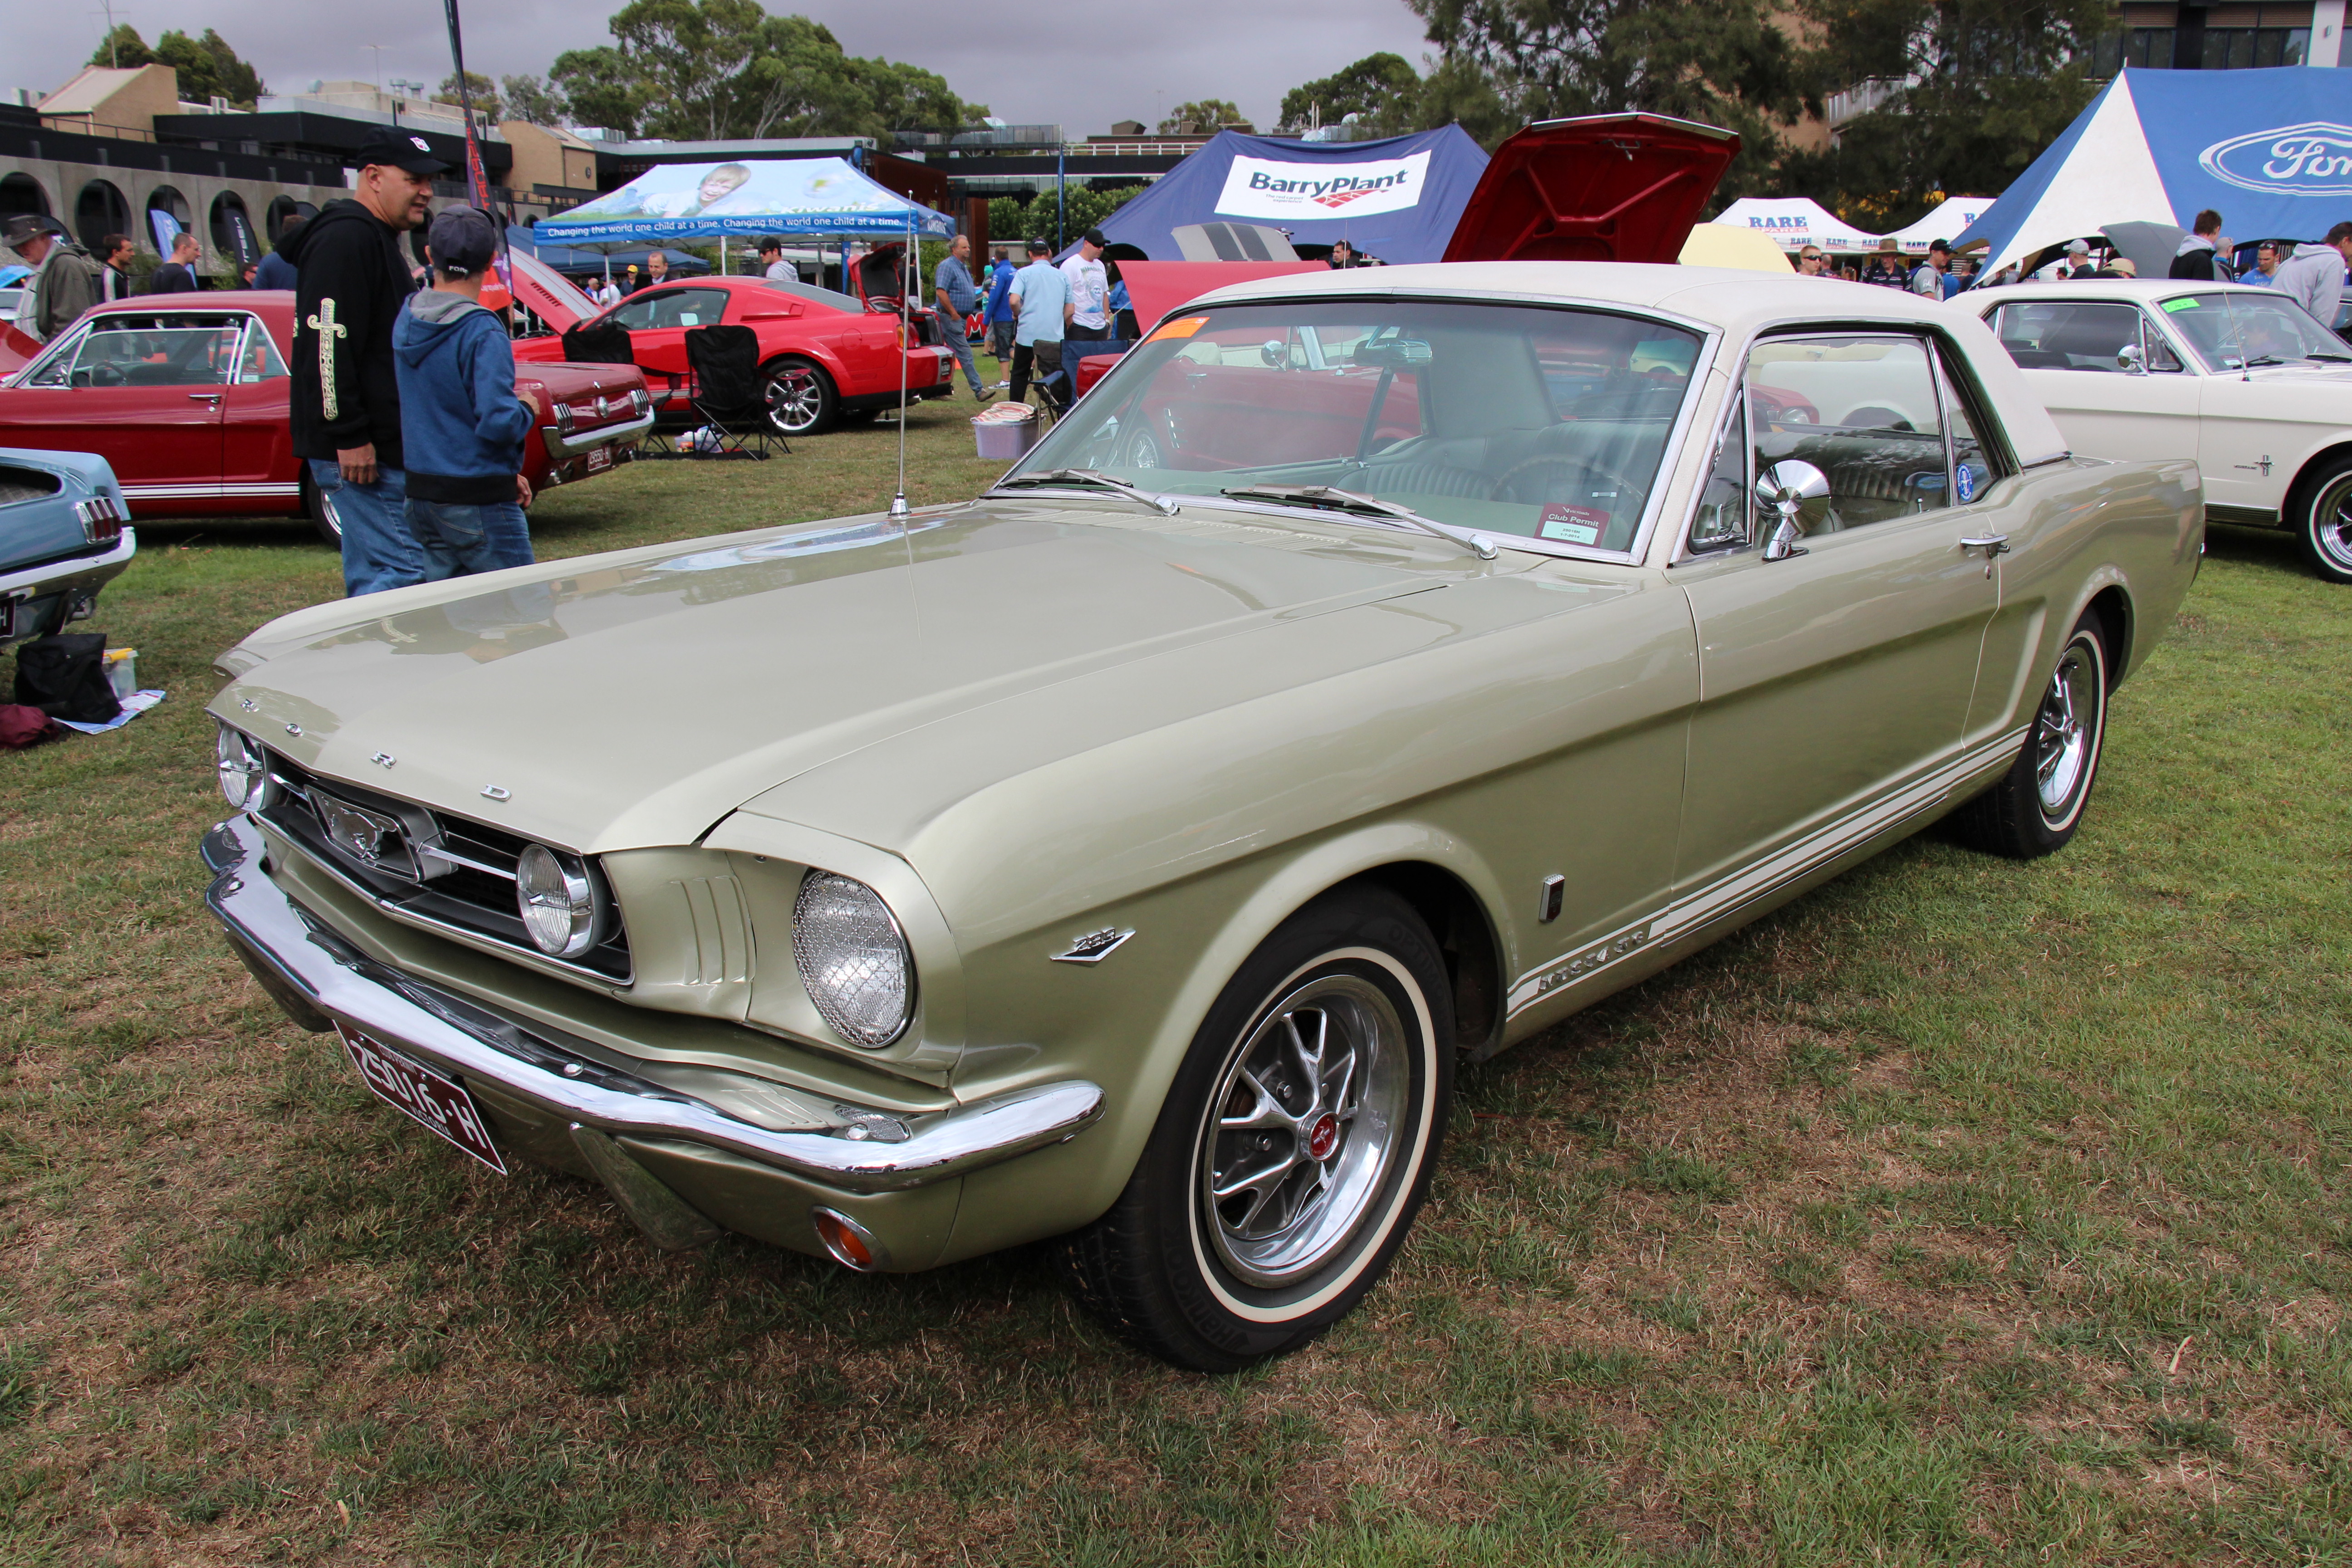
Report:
1147,316,1209,342
1955,464,1976,503
2162,297,2203,313
1539,505,1607,545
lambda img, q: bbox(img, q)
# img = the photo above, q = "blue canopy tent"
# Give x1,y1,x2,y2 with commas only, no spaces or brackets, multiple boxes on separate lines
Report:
534,157,954,246
1077,127,1491,265
1957,68,2352,275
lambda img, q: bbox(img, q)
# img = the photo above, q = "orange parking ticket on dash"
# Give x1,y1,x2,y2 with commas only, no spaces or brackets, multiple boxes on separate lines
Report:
1148,316,1210,342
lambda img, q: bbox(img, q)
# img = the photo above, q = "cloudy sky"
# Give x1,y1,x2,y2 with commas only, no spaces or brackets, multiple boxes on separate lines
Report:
17,0,1434,135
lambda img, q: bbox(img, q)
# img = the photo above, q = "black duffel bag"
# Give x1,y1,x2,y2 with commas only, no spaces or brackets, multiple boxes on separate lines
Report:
14,632,121,724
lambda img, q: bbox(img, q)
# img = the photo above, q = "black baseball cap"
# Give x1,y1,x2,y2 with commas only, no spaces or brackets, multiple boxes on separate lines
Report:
757,235,782,252
1083,227,1107,247
353,128,451,176
1026,237,1051,254
426,206,498,276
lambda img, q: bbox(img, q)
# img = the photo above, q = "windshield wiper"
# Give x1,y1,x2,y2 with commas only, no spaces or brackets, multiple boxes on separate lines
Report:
2305,351,2352,361
2241,355,2287,368
1218,484,1500,560
990,468,1179,515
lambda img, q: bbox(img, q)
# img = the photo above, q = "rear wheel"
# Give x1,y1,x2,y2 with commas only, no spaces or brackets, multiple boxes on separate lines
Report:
300,469,340,549
1951,612,2110,859
1057,887,1451,1371
762,357,836,436
2288,456,2352,584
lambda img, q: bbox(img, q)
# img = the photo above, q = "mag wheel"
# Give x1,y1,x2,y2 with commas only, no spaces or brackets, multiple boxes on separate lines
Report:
302,470,340,549
762,358,836,436
2291,457,2352,585
1058,886,1451,1371
1952,612,2110,859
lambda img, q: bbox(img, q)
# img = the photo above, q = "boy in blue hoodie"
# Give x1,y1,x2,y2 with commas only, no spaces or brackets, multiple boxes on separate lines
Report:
393,206,535,578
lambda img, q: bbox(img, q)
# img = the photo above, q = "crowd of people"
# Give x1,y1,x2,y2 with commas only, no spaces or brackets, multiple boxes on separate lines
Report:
3,214,305,341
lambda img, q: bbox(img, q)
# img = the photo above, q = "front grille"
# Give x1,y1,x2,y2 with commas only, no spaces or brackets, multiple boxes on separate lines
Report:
256,750,632,982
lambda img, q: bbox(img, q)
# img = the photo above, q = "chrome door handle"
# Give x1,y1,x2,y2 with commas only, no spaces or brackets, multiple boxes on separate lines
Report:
188,392,222,402
1959,534,2010,557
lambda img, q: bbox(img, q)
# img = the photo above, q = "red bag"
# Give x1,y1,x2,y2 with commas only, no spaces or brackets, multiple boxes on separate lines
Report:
0,703,57,749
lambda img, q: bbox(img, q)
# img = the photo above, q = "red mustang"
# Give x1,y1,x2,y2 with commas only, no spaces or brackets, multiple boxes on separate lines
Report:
0,289,652,543
514,273,956,436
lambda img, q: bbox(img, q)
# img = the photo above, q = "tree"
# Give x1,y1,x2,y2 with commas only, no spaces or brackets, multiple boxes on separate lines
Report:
1158,99,1245,133
437,71,502,123
1276,53,1422,135
1407,0,1810,191
549,46,652,135
1777,0,2112,229
500,74,568,127
89,25,265,108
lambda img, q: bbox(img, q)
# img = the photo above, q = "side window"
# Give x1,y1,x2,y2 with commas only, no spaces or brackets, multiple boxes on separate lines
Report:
1688,392,1750,550
1935,348,2011,506
1746,335,1948,533
1989,302,2145,372
237,318,289,382
2136,313,2186,373
66,318,242,387
606,292,664,332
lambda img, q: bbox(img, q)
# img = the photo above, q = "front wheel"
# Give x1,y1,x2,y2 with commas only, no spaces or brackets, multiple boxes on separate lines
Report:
301,469,340,549
1057,886,1452,1371
1950,612,2110,859
762,357,837,436
2289,456,2352,584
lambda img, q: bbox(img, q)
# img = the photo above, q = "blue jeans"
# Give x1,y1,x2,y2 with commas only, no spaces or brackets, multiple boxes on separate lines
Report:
943,315,982,394
310,460,421,597
407,498,534,580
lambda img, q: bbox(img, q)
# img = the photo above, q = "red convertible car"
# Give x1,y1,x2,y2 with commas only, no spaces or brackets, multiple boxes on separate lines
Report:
0,292,653,544
514,273,956,436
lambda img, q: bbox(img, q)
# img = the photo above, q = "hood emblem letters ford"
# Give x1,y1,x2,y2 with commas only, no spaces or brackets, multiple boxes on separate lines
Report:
1053,927,1135,965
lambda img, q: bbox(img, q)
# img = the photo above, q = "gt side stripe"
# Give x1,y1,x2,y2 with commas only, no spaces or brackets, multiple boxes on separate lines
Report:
1505,726,2032,1017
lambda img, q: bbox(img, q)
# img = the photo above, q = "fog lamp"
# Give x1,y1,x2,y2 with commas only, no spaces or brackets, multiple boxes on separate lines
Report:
812,1206,888,1271
791,871,913,1048
516,843,602,958
215,723,267,811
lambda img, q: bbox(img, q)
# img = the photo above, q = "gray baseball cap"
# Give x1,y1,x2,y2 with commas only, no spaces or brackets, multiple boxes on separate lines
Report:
426,206,498,277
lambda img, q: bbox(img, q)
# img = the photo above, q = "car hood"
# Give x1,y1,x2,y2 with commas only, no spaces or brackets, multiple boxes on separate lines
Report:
212,498,1507,853
1442,113,1739,265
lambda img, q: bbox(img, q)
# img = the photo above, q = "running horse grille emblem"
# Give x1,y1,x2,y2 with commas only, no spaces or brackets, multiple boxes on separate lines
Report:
313,793,405,869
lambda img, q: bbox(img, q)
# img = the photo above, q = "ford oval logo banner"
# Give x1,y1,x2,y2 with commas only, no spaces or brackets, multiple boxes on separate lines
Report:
2200,122,2352,197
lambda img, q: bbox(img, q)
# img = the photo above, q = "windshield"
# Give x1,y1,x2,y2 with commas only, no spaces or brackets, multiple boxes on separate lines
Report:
1007,299,1706,554
2160,291,2351,370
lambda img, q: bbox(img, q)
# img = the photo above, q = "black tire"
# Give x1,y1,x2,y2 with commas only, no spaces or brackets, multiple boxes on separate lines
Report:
1057,886,1453,1371
301,470,340,549
2288,454,2352,585
1951,612,2110,859
762,356,837,436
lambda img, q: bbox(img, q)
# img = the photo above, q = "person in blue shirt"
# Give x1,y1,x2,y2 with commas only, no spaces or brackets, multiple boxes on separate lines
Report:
1007,237,1068,406
2240,241,2281,287
982,247,1018,385
931,234,985,398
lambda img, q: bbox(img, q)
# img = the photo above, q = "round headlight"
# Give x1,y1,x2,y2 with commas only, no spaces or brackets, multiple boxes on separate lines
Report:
792,871,913,1048
515,843,601,958
216,723,266,811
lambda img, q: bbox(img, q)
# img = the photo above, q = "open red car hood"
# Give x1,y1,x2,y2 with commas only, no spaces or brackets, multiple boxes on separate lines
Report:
505,249,600,336
1442,113,1739,265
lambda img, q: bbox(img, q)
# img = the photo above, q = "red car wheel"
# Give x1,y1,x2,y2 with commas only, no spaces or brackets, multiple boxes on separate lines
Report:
763,358,837,436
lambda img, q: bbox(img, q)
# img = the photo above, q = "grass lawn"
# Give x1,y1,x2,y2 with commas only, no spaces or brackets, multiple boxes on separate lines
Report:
2,389,2348,1566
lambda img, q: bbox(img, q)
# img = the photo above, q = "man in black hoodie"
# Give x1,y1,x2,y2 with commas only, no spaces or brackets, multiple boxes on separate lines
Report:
279,129,448,595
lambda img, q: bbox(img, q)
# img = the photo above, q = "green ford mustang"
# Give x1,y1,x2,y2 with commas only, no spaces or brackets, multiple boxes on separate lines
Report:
202,259,2201,1370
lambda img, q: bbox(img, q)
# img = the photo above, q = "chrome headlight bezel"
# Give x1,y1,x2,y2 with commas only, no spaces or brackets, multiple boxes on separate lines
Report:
791,870,915,1049
515,842,606,959
215,722,268,812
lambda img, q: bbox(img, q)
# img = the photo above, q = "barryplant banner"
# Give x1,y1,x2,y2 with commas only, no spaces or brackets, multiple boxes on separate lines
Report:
1214,152,1433,221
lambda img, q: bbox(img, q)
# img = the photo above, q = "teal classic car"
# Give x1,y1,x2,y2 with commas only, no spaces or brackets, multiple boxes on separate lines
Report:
199,122,2200,1369
0,445,132,648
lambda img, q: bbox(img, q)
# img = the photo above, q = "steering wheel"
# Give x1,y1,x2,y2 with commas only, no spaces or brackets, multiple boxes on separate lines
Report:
1488,455,1646,518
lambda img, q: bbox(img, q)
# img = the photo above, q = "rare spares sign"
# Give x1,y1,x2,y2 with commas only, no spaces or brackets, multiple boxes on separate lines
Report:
1214,151,1432,221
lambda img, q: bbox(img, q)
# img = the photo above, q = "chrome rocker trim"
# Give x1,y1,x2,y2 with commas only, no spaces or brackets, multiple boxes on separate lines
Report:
543,410,657,459
201,816,1105,1195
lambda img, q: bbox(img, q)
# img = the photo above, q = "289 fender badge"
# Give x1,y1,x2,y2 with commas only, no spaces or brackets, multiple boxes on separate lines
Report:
1052,927,1134,965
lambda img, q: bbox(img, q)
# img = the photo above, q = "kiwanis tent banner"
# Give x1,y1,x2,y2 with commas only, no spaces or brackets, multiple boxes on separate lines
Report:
535,157,955,244
1956,67,2352,274
1087,127,1490,265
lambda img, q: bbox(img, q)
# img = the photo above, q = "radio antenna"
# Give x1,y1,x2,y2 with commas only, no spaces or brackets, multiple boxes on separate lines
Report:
889,208,911,519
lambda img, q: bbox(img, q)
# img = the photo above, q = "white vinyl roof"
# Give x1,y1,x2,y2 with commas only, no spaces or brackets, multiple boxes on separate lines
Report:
1180,261,2074,469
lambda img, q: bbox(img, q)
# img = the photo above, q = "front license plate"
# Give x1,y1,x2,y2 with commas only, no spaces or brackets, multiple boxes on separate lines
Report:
338,1025,508,1173
585,443,613,473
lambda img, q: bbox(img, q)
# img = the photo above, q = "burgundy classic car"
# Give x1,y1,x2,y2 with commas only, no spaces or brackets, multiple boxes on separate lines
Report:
0,290,652,544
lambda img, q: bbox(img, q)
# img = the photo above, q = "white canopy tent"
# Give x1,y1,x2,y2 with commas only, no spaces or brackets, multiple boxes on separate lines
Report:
1885,197,1998,254
1709,197,1882,255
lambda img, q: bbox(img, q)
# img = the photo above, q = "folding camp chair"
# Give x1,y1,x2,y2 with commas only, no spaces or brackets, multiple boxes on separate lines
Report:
677,325,779,459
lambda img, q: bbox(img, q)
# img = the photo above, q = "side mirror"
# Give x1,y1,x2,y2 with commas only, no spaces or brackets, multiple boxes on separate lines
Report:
2117,343,2146,375
1754,460,1830,559
1260,340,1288,368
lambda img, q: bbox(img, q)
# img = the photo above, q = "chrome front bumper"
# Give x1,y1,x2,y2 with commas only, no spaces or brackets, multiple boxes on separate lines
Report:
200,816,1104,1196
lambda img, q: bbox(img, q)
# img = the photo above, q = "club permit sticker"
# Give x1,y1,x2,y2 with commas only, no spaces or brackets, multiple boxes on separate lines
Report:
1539,504,1609,545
